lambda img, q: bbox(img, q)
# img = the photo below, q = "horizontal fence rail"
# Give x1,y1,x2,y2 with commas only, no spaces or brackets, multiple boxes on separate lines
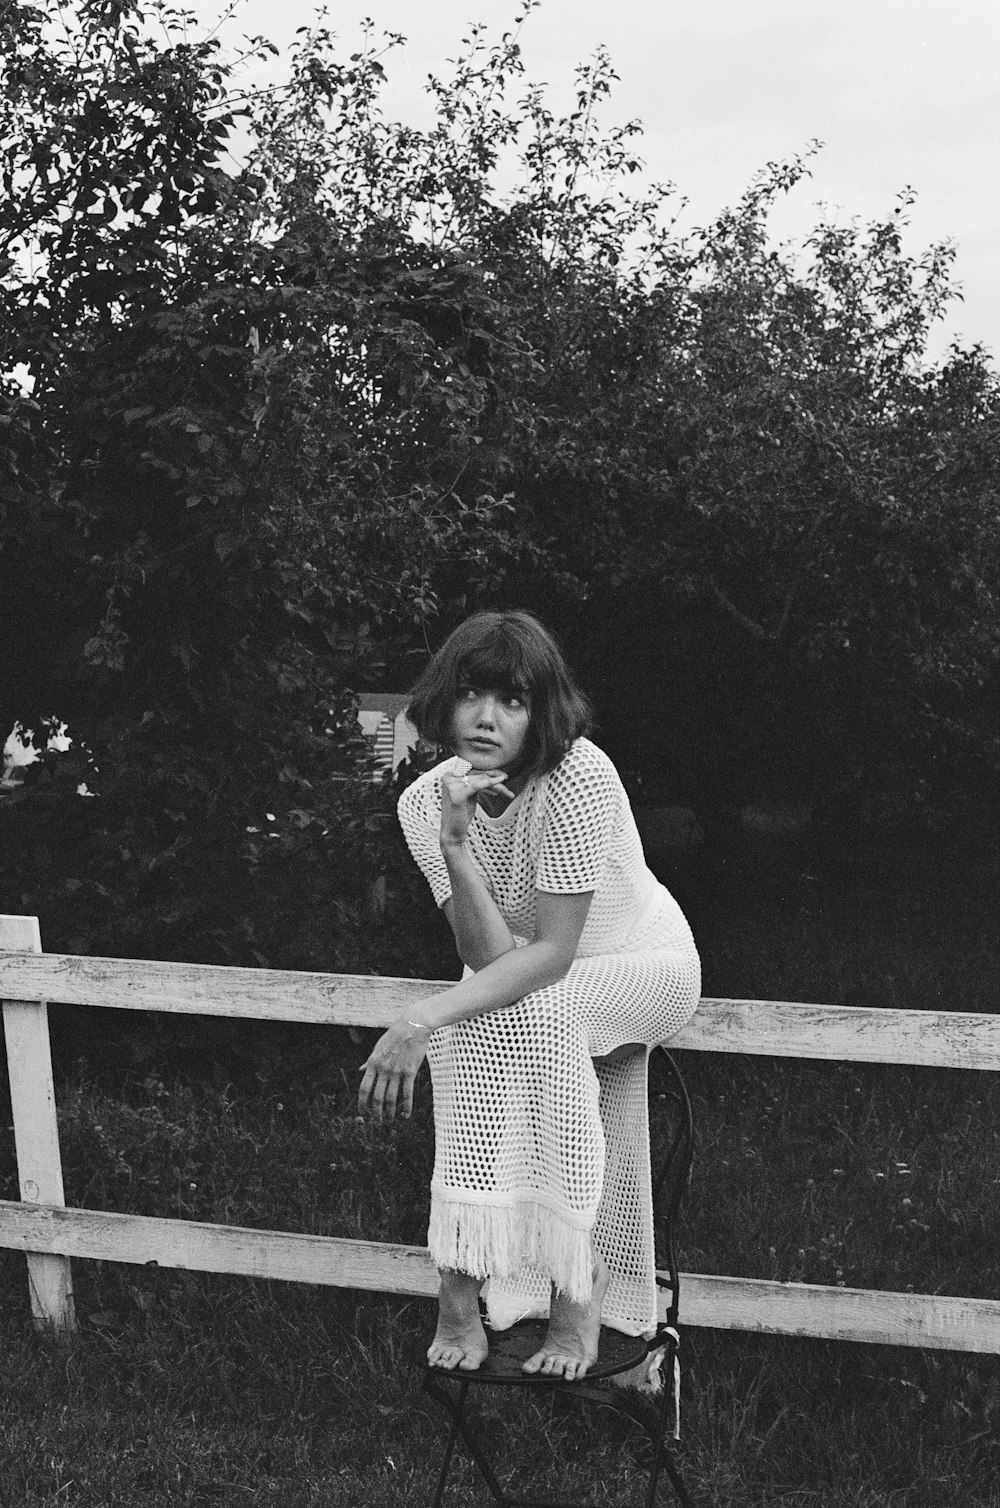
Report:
3,918,999,1349
3,1201,999,1354
2,949,998,1069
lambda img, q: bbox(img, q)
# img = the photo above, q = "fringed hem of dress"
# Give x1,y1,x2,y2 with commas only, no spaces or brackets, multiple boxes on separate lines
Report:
428,1193,596,1306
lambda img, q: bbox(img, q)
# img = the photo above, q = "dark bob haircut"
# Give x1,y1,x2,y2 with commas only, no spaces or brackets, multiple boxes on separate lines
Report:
407,611,592,777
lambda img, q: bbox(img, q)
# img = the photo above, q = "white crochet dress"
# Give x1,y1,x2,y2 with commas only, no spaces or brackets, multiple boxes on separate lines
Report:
398,736,701,1337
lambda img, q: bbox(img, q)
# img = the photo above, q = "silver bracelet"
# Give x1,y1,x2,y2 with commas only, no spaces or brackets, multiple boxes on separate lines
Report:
406,1018,433,1033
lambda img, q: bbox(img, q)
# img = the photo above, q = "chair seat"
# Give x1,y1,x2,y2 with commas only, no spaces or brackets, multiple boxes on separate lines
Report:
426,1318,655,1387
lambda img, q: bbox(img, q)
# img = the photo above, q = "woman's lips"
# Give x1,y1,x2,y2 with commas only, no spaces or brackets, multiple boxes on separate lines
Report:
466,738,500,752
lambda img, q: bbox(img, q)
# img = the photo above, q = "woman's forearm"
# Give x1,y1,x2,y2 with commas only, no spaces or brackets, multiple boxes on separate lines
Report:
411,936,571,1032
443,839,517,970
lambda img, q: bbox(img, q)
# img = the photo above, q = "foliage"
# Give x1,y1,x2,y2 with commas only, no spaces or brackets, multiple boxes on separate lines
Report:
0,0,515,967
559,173,1000,830
0,0,997,970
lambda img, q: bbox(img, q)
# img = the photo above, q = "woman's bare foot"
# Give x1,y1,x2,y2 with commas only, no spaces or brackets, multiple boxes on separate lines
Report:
522,1252,610,1381
427,1269,489,1371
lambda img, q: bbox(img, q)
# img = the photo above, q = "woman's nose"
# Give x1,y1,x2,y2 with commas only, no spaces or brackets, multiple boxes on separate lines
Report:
476,697,497,725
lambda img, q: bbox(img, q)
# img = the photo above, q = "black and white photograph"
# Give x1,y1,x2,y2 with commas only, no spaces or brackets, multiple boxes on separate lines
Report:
1,2,997,1503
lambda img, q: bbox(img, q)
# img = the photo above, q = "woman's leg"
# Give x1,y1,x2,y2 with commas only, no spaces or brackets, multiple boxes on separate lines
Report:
425,945,700,1344
426,987,604,1316
428,1268,489,1371
521,1243,611,1380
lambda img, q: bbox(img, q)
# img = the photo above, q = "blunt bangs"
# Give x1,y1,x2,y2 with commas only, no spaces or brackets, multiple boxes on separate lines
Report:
454,637,531,700
407,611,592,776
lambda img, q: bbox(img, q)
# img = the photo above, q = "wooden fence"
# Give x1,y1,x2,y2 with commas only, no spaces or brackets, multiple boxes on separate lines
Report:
2,913,999,1353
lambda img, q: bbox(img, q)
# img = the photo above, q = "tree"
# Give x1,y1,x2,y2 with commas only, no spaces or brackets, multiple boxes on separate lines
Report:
1,0,996,977
0,0,485,970
555,169,999,826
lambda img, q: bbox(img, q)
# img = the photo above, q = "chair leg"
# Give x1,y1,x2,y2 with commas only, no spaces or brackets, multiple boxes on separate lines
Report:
656,1450,697,1508
424,1369,698,1508
554,1376,697,1508
428,1398,462,1508
644,1363,696,1508
423,1373,511,1506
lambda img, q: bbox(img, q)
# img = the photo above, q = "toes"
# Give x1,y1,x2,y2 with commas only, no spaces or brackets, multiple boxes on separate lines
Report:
430,1341,486,1372
556,1355,588,1381
522,1348,590,1380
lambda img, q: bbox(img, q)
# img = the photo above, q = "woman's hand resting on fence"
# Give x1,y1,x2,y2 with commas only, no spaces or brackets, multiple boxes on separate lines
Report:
358,1017,431,1124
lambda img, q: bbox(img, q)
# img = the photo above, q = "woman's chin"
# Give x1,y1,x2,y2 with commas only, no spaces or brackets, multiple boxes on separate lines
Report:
461,750,504,771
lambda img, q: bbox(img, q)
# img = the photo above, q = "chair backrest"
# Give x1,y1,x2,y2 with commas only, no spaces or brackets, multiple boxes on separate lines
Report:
649,1046,695,1331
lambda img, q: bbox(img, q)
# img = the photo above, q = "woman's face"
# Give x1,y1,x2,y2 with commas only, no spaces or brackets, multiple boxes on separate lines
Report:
451,683,532,777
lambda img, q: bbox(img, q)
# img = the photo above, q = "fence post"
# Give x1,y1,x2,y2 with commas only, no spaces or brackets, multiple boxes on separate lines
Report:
1,915,75,1334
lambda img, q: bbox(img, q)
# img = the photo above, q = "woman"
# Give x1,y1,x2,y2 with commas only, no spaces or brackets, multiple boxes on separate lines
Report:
358,611,700,1381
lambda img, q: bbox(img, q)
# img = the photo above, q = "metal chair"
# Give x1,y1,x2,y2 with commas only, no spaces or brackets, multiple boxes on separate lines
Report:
423,1045,697,1507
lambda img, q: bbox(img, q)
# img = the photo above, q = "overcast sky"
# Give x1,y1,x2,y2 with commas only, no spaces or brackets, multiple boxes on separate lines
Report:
185,0,999,364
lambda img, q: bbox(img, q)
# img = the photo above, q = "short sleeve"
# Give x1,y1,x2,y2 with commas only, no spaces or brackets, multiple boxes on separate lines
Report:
397,772,452,909
536,740,621,894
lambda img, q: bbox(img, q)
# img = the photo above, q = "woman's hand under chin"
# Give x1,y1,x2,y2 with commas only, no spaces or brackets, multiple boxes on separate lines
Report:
439,768,513,847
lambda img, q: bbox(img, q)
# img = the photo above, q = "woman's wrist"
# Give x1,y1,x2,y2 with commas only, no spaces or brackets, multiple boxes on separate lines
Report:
403,1007,445,1034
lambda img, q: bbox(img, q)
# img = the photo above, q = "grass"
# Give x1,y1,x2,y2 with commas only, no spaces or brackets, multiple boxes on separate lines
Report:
1,836,998,1505
1,1267,997,1506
